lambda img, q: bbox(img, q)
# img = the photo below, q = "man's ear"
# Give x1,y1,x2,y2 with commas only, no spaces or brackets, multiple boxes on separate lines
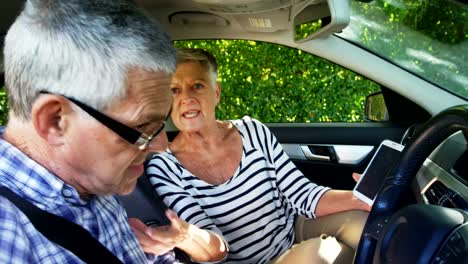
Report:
31,95,71,145
215,83,222,105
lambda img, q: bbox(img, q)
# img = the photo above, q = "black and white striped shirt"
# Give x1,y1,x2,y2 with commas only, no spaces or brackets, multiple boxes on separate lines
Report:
146,117,329,264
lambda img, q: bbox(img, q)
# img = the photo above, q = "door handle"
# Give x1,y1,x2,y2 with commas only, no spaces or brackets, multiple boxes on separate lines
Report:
300,145,337,162
282,144,374,165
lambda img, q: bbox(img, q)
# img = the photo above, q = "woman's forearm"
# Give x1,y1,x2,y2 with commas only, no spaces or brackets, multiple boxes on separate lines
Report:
314,190,370,217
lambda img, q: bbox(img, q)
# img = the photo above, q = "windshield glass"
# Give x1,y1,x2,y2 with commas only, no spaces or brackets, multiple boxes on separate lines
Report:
338,0,467,100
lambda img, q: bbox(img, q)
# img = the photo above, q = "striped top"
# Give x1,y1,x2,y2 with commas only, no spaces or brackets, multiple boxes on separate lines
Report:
146,117,330,264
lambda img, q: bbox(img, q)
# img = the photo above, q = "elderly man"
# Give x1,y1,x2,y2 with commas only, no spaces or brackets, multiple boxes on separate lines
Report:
0,0,225,263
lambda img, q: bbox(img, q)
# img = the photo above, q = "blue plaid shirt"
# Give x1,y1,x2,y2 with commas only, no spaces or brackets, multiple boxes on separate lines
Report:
0,129,177,264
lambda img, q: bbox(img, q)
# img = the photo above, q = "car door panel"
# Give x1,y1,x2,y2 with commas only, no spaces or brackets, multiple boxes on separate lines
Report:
268,123,408,189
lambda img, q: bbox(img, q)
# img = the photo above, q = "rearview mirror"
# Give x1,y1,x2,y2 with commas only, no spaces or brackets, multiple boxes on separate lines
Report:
292,0,350,42
364,92,389,122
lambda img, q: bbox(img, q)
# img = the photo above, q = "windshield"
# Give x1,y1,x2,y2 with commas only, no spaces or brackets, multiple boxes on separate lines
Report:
338,0,468,100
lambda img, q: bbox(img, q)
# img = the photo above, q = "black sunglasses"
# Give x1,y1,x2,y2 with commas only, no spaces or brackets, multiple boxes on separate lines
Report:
40,91,166,150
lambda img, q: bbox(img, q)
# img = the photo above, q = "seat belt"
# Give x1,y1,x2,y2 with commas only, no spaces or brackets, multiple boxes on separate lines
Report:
0,187,123,264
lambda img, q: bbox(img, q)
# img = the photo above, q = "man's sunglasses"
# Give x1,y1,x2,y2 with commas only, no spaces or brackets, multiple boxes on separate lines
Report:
40,91,166,150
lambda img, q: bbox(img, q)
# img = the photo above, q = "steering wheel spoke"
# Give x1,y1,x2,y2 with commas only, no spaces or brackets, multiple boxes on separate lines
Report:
363,214,392,241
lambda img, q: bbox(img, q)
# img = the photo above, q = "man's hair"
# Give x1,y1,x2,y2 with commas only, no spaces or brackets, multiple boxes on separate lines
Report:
4,0,176,120
176,48,218,87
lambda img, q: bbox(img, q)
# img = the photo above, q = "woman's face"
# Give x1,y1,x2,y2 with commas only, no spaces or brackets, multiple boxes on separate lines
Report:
170,61,220,132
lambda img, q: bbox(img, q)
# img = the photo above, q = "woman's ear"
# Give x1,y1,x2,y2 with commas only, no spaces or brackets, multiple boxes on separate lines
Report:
31,95,71,146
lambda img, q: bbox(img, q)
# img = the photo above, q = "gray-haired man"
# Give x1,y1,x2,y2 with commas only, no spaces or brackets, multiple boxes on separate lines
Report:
0,0,180,262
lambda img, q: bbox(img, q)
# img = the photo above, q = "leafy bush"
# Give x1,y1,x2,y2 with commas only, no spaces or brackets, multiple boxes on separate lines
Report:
0,86,7,125
175,40,379,123
0,41,379,125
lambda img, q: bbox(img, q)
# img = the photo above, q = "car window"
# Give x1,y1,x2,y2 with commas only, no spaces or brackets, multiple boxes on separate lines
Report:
338,0,467,100
175,40,380,123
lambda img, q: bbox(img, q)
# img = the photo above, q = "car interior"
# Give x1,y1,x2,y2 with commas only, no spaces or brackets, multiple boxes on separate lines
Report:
1,0,467,263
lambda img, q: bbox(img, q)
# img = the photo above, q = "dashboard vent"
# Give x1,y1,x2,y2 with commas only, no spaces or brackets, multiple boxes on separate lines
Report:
425,180,468,210
425,181,451,205
453,150,468,182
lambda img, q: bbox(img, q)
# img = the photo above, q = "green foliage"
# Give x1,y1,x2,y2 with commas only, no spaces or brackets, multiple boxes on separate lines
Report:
349,0,467,99
382,0,466,45
175,40,379,123
0,86,7,125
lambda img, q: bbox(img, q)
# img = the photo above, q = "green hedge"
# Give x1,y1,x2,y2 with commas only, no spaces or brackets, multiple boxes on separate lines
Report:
175,40,379,123
0,86,7,125
0,41,378,126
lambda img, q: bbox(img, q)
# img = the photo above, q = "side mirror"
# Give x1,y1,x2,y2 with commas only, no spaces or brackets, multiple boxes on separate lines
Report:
292,0,350,42
364,92,389,122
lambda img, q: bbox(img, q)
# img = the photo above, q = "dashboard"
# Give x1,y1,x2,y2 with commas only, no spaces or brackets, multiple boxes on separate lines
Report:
395,130,468,264
414,131,468,210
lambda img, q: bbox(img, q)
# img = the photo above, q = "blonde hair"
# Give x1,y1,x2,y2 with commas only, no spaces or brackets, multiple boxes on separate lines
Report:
176,48,218,87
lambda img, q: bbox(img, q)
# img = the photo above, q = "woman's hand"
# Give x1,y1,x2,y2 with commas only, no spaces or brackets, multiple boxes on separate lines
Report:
352,172,372,212
352,172,361,183
315,173,372,217
128,209,190,255
130,209,228,261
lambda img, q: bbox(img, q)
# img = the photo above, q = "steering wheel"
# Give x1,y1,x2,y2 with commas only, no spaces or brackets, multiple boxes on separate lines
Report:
354,105,468,263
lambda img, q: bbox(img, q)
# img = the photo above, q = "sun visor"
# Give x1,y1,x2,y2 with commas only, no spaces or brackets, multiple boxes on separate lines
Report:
292,0,350,42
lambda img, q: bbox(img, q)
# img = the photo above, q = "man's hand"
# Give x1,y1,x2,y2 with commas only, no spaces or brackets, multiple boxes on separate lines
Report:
129,210,190,255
